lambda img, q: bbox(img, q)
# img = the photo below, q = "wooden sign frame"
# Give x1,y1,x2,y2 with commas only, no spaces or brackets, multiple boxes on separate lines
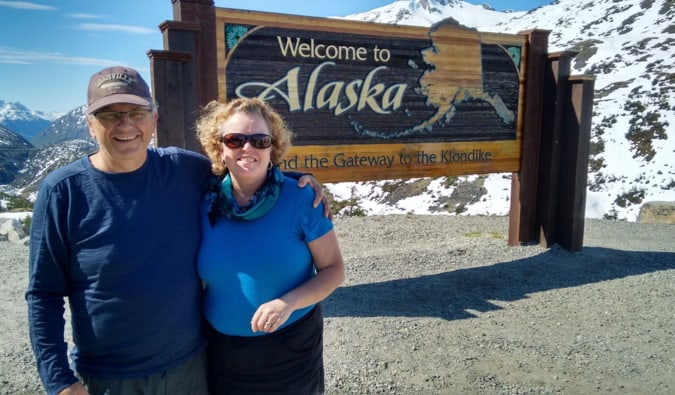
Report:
214,9,528,182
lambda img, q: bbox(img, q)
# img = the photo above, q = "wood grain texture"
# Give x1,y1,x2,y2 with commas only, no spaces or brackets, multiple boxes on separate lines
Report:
214,8,527,182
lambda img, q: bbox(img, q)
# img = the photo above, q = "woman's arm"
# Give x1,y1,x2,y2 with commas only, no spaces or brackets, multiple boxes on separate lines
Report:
251,230,344,332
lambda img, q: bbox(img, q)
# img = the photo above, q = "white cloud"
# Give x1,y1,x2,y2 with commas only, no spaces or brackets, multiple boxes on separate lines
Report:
67,13,104,20
0,47,130,67
0,1,55,10
76,23,155,35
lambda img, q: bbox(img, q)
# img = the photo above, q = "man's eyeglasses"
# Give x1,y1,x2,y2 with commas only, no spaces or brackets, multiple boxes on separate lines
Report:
93,108,153,125
222,133,273,149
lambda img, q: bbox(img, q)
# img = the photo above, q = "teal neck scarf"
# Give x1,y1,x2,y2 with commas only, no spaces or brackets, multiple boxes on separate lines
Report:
207,166,284,225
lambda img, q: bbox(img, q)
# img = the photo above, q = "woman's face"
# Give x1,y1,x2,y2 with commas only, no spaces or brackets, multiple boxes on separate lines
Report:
219,111,272,183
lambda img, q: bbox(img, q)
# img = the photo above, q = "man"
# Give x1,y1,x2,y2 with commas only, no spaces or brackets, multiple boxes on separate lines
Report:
26,66,325,395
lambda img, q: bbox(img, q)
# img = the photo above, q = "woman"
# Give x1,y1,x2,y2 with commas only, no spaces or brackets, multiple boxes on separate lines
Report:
195,98,345,394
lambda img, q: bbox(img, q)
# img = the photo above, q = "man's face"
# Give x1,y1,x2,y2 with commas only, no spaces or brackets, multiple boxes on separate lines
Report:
87,103,157,172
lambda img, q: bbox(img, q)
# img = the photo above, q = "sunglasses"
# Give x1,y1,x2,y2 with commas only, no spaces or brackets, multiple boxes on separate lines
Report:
221,133,273,149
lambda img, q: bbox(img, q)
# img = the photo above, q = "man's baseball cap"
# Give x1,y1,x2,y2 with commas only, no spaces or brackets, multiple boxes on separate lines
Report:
87,66,153,114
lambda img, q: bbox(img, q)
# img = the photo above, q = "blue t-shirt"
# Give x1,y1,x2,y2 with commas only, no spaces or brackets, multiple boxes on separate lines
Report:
26,147,212,395
198,177,333,336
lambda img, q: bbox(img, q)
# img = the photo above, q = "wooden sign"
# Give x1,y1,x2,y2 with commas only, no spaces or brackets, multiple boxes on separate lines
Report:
215,9,527,182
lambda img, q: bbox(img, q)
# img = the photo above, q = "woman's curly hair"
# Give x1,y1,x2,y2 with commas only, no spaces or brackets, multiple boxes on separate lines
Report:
196,98,293,177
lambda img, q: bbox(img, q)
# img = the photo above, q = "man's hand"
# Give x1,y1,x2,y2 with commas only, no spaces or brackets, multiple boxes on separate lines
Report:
58,382,89,395
297,175,333,220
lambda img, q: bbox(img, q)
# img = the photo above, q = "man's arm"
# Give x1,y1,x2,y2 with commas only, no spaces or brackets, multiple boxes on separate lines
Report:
26,184,80,395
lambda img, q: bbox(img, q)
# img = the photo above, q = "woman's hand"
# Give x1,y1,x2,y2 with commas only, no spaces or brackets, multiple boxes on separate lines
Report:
251,299,293,333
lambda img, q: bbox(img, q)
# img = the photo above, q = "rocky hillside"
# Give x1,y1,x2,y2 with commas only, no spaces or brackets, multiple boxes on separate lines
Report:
0,105,96,196
30,105,91,147
0,125,33,185
11,139,97,196
330,0,674,221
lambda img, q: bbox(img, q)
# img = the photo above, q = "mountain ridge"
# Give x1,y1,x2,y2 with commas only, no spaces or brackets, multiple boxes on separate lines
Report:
0,100,56,141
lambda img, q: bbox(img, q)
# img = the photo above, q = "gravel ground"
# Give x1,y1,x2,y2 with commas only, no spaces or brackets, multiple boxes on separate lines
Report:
2,215,674,394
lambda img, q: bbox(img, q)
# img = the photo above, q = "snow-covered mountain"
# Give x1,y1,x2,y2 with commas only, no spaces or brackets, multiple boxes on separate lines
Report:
12,138,97,196
326,0,674,221
342,0,524,27
0,125,33,185
0,106,95,196
31,105,91,147
0,100,60,141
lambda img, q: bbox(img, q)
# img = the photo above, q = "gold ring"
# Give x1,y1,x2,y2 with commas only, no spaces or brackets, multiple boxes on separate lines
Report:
264,321,271,327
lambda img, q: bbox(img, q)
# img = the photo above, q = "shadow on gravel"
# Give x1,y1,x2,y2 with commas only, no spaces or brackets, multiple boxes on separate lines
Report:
323,246,675,320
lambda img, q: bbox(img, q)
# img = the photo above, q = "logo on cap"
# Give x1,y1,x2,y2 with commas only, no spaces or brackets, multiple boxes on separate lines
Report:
95,72,138,91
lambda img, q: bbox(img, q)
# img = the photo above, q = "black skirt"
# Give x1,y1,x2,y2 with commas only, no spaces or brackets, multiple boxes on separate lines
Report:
206,304,325,395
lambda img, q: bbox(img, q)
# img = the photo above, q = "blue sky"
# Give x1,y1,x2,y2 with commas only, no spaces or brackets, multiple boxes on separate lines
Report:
0,0,551,114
